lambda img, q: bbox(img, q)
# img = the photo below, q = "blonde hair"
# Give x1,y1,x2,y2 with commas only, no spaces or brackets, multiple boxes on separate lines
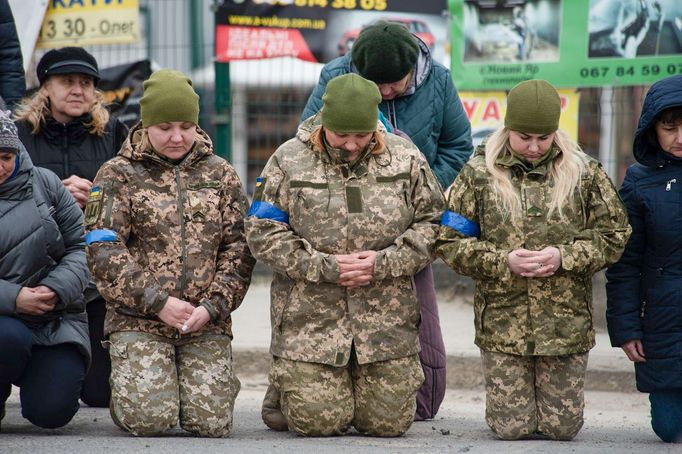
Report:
13,86,111,136
309,125,385,155
484,128,585,221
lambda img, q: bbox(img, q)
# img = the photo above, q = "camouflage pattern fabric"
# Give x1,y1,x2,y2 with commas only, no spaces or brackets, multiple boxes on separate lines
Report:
270,353,423,437
85,124,255,338
108,331,240,437
245,115,445,366
480,349,588,441
436,146,631,356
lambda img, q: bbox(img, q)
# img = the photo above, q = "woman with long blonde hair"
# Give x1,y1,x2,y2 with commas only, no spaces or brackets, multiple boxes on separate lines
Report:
436,79,631,441
13,47,128,410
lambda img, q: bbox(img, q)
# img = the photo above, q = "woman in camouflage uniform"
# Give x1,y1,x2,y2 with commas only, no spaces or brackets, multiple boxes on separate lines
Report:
436,80,630,440
245,73,445,437
84,70,255,437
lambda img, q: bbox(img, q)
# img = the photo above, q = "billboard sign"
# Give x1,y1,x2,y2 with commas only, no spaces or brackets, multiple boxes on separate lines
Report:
215,0,449,64
450,0,682,89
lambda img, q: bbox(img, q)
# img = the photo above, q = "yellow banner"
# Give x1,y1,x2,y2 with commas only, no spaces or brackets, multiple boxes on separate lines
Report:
37,0,139,48
460,89,580,148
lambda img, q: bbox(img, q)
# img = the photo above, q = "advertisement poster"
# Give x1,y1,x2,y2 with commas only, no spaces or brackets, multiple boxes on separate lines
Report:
450,0,682,89
36,0,140,48
215,0,448,64
459,89,580,147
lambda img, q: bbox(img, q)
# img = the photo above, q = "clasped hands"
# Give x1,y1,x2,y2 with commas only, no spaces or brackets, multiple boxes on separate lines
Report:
507,246,561,278
157,296,210,334
335,250,377,289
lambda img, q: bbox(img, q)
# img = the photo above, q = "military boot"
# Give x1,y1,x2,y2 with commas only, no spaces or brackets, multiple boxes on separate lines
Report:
261,384,288,431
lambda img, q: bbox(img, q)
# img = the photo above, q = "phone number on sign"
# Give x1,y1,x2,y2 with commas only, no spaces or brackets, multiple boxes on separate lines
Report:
579,63,682,79
40,16,135,43
253,0,387,10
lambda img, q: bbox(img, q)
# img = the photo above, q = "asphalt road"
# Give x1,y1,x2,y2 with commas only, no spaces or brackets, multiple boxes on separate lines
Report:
1,380,677,454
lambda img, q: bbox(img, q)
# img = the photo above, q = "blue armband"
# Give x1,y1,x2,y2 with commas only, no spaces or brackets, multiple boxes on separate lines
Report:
247,201,289,224
85,229,118,245
440,211,480,238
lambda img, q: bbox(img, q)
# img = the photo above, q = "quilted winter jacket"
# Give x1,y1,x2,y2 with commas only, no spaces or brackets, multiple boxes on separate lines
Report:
606,74,682,392
0,147,90,363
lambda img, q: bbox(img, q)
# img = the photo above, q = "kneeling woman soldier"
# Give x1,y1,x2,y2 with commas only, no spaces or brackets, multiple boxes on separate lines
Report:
84,70,255,437
436,80,630,440
245,73,445,437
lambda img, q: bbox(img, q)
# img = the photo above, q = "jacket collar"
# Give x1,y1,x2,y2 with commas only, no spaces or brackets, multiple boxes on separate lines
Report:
41,113,91,146
496,144,560,177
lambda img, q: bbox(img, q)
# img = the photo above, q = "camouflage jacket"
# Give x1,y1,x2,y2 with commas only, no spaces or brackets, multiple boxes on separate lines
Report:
84,124,255,339
436,147,631,356
245,116,445,366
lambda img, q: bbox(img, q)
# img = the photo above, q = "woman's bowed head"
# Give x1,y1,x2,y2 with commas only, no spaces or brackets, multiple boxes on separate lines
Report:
140,69,200,161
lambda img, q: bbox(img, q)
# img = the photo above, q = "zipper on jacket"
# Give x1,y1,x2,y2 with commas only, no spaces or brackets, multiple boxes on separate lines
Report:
640,300,646,318
175,168,188,293
666,179,677,191
62,128,70,178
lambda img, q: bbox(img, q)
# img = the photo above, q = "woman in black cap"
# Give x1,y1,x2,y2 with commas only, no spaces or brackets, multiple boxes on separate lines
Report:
13,46,128,408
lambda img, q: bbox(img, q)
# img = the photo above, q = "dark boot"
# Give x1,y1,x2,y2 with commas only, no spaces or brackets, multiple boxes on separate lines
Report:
261,384,288,431
0,382,10,431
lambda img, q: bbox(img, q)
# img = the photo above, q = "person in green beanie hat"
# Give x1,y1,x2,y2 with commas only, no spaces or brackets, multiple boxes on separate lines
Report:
84,68,255,437
301,19,471,423
435,79,631,441
245,73,445,437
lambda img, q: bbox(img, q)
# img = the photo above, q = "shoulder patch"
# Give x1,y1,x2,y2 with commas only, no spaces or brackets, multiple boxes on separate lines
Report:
84,185,104,226
253,177,266,201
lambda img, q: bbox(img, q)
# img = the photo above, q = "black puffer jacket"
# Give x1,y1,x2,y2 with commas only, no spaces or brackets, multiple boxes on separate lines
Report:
0,0,25,108
17,115,127,182
0,147,91,363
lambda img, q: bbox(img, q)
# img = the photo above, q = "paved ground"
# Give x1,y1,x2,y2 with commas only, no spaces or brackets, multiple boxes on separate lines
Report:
1,385,674,453
2,282,668,452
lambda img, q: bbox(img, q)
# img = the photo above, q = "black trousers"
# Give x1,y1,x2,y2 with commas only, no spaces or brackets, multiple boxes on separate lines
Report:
80,297,111,407
0,316,86,428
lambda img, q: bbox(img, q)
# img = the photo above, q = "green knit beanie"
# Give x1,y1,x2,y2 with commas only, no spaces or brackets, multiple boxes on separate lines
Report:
321,74,381,133
351,21,419,84
140,69,199,127
504,79,561,135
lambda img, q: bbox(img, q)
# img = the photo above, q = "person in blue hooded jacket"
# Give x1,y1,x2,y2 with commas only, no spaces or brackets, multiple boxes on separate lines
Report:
606,74,682,443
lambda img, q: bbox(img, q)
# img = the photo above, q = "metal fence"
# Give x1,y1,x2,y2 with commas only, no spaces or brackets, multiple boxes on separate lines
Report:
30,0,649,194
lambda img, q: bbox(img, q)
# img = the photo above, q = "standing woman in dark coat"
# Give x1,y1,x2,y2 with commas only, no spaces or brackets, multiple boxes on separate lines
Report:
0,111,90,429
606,74,682,443
13,47,127,408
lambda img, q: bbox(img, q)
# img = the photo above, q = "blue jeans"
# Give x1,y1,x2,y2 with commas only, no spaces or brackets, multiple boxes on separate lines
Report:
650,390,682,443
0,316,86,429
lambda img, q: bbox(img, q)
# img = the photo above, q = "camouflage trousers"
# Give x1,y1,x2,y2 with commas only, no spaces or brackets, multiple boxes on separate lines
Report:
269,353,424,437
107,331,240,437
480,349,588,441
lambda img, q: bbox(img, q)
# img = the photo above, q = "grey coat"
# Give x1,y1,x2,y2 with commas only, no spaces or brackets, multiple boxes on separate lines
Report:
0,147,91,363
